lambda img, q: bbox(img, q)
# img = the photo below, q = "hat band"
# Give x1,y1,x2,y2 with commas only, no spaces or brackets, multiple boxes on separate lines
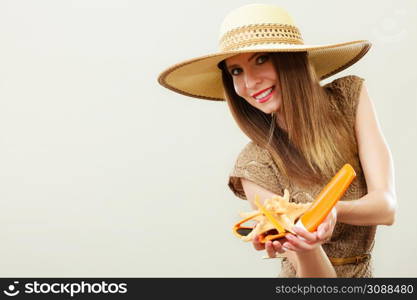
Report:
219,23,304,51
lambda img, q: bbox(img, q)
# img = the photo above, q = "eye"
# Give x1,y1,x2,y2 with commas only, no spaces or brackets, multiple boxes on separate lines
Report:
229,67,243,76
256,54,269,64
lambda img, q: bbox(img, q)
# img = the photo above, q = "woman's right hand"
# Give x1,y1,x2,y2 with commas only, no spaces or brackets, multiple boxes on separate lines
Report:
253,207,337,258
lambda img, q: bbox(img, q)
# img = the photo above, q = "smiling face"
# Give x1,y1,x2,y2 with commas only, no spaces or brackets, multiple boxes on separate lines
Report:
225,52,282,115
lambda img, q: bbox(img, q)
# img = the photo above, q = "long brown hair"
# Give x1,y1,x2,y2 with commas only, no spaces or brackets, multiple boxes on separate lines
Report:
220,51,358,187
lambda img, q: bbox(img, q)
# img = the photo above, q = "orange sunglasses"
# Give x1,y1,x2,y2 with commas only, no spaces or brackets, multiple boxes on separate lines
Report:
232,163,356,243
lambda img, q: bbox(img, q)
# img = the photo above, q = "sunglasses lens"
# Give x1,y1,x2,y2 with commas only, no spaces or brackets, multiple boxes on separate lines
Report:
236,228,253,236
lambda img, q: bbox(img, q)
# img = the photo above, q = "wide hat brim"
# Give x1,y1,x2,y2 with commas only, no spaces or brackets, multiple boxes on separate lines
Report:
158,40,371,101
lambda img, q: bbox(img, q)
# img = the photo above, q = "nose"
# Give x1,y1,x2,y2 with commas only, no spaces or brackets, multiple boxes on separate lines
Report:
243,69,261,90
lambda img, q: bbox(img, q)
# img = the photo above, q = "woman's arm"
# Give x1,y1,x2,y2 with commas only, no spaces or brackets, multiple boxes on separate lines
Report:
336,82,397,226
294,246,336,278
278,220,337,277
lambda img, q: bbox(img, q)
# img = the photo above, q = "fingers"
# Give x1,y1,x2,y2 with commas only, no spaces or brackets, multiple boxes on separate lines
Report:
318,210,337,241
271,215,337,253
324,207,337,227
288,222,333,251
252,235,265,251
253,234,288,258
317,223,330,240
266,241,277,258
265,240,286,258
254,230,329,257
292,226,318,243
331,206,338,220
273,240,286,254
284,233,315,251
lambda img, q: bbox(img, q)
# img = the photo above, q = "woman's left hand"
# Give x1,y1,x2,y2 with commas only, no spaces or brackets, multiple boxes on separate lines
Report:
282,207,337,254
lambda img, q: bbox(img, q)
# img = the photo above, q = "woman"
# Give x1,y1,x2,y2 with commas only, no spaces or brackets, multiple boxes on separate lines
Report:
158,4,397,277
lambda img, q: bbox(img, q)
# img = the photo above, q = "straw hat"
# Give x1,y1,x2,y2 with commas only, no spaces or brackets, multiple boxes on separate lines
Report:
158,3,371,101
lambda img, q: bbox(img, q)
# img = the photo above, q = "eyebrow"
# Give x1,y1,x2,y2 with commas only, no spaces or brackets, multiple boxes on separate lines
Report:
226,53,260,70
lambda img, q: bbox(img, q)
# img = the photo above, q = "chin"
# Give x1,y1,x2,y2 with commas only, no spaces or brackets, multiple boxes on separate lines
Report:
263,104,280,115
262,109,275,115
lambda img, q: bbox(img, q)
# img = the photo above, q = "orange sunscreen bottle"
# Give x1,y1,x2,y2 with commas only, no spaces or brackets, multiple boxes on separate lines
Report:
294,164,356,232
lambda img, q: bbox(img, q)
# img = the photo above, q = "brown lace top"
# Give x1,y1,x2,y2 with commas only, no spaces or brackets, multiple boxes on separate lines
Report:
228,75,376,278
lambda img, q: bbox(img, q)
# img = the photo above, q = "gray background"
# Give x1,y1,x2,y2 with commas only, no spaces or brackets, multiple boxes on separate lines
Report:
0,0,416,277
